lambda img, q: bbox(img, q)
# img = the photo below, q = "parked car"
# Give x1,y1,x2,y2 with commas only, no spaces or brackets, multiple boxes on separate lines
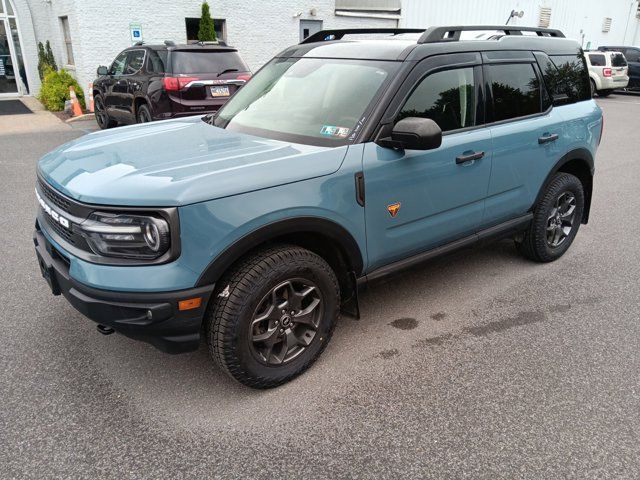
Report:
93,41,251,129
598,45,640,90
585,50,628,96
35,26,602,388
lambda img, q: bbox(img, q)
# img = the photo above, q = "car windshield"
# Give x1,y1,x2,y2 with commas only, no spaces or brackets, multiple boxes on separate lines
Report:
212,57,399,146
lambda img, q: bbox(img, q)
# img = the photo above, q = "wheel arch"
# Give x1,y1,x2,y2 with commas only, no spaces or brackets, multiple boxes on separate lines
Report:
195,217,364,305
533,148,594,224
133,95,150,118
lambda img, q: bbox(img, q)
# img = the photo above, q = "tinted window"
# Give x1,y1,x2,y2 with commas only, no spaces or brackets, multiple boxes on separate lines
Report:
623,49,640,62
171,50,248,74
124,50,145,75
611,53,627,67
588,53,606,66
398,68,475,132
488,63,541,121
109,52,128,76
550,54,591,102
147,50,167,74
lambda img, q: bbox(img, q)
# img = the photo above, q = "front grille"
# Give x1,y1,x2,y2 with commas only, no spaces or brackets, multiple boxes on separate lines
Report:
38,178,72,212
43,212,76,245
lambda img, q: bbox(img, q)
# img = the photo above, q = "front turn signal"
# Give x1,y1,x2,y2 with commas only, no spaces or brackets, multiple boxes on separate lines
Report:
178,297,202,311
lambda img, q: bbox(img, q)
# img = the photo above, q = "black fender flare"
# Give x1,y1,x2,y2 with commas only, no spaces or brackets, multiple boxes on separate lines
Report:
195,217,364,287
532,148,594,223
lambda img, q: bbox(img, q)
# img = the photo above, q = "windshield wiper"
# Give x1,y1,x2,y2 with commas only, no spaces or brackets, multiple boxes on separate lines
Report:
217,68,239,77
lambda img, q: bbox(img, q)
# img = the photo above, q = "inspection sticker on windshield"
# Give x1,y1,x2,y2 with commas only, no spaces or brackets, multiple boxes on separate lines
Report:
320,125,350,138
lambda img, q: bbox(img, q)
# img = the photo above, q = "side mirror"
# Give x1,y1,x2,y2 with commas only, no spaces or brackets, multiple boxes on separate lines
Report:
97,65,108,76
378,117,442,151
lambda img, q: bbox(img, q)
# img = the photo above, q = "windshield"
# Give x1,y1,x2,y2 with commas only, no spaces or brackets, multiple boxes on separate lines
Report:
212,57,399,146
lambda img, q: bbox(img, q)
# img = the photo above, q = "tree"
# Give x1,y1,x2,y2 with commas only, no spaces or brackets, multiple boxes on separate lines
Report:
198,1,217,42
45,41,57,72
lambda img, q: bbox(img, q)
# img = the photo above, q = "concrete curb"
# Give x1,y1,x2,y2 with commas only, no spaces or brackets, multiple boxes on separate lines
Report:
65,113,94,123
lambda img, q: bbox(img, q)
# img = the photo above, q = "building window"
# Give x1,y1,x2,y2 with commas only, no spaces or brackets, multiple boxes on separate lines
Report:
59,16,74,66
185,18,226,43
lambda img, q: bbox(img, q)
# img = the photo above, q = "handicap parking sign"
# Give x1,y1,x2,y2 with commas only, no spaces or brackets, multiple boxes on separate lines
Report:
130,23,143,43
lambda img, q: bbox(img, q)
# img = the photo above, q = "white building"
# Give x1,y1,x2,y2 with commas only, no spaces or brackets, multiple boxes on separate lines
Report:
2,0,640,103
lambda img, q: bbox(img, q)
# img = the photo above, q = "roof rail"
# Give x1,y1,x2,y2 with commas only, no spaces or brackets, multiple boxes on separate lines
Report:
133,41,144,46
300,28,425,45
164,40,176,46
418,25,565,43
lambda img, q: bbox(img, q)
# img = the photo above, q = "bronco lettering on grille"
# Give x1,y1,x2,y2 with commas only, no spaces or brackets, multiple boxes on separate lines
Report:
36,189,71,229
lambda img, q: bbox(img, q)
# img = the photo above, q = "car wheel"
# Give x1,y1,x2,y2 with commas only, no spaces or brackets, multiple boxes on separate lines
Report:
597,89,613,97
94,95,117,129
515,172,584,263
137,104,153,123
590,79,596,97
207,245,340,389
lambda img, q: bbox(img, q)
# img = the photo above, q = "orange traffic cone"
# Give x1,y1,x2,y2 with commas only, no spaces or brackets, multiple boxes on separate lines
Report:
88,83,94,113
69,86,83,117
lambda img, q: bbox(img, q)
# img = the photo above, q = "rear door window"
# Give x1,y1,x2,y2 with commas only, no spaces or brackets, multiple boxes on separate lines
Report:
147,50,168,74
171,50,248,74
397,67,476,132
588,54,606,66
486,63,541,122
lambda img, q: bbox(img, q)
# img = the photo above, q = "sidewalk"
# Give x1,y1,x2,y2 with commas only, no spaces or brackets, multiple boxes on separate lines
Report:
0,97,99,135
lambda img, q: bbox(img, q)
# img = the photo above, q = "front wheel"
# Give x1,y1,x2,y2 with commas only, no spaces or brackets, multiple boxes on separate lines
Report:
516,172,584,262
94,95,117,129
207,245,340,388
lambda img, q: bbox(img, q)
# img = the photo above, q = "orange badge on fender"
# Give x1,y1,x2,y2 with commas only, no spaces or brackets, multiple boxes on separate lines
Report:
387,202,401,218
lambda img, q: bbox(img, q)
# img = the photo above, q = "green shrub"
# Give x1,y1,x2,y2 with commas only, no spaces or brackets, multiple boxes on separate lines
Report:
38,68,86,112
198,1,217,41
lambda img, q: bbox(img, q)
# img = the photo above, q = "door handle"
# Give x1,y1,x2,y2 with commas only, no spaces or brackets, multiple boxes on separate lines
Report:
538,133,559,144
456,151,485,164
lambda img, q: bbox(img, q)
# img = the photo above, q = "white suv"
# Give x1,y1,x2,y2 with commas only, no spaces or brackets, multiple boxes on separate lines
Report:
586,51,629,97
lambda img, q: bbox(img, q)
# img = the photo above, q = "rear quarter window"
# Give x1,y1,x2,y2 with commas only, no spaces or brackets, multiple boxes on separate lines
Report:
171,50,249,74
538,53,591,103
487,63,542,122
588,53,606,66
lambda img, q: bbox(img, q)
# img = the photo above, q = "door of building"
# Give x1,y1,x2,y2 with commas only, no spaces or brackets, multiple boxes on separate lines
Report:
299,20,323,42
0,0,27,96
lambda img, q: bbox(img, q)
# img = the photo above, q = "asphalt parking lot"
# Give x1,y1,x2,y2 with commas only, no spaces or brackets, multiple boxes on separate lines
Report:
1,95,640,479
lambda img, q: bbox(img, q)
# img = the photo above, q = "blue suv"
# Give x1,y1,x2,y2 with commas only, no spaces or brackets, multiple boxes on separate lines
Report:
34,26,603,388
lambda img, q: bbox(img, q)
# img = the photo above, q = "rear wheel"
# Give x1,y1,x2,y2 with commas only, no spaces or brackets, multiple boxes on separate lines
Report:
136,104,152,123
94,95,117,129
516,172,584,263
207,245,340,389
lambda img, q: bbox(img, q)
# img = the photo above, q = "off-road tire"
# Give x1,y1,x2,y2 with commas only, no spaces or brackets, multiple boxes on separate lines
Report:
206,244,340,389
516,172,584,262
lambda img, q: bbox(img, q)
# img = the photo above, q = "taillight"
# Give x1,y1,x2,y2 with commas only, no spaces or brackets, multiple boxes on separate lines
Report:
162,76,199,91
237,73,252,82
603,68,612,77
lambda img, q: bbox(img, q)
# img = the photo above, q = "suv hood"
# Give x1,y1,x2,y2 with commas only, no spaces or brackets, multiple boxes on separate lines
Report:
38,116,348,206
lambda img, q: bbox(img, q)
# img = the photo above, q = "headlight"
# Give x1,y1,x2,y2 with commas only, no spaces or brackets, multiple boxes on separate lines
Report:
79,212,171,259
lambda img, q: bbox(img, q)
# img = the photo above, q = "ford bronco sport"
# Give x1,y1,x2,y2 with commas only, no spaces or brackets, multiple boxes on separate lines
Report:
34,26,603,388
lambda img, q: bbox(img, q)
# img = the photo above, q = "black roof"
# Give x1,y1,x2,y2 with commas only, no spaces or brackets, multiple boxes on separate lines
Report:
282,26,581,62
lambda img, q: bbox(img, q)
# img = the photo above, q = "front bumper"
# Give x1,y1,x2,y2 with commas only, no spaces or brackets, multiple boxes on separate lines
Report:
34,227,214,354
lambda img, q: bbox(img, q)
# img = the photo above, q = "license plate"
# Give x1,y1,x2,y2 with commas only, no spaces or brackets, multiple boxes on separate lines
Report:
210,86,230,97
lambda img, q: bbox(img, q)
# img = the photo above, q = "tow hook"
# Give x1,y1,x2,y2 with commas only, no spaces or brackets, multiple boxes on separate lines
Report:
97,324,115,335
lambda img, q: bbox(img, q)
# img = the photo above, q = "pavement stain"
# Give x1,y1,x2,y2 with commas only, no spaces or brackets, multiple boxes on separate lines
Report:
414,333,454,348
430,312,446,321
464,311,546,337
376,348,400,360
389,318,418,330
